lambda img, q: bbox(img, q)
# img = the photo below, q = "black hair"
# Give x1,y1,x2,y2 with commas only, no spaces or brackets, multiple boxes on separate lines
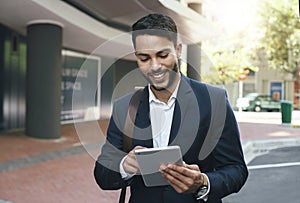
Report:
131,13,178,48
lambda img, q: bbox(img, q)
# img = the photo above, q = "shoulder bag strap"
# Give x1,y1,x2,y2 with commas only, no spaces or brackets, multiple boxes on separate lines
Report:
119,88,143,203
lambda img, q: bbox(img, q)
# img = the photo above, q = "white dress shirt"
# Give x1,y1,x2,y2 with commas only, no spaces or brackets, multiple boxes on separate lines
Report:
120,79,180,179
149,82,179,148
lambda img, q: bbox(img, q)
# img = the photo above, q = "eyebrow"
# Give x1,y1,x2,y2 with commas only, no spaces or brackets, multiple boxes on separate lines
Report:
135,48,172,56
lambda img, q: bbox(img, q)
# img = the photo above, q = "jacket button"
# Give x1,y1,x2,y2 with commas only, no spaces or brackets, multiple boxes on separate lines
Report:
163,187,169,191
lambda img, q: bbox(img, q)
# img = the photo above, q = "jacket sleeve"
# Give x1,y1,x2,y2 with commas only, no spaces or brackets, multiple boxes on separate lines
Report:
206,98,248,201
94,98,130,190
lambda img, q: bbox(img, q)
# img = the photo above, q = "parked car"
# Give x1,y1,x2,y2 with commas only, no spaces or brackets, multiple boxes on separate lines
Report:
236,93,281,112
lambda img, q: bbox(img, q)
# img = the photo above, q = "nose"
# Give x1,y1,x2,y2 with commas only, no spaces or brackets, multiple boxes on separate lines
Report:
150,58,161,71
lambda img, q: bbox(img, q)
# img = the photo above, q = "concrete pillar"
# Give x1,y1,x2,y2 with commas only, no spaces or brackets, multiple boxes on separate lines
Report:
0,25,4,129
187,2,202,81
26,20,63,139
187,44,201,81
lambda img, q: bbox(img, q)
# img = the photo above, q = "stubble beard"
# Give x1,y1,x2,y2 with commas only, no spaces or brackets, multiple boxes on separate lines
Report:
147,63,179,92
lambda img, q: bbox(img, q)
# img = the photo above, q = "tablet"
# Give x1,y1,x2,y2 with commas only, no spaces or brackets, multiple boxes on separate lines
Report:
134,145,183,187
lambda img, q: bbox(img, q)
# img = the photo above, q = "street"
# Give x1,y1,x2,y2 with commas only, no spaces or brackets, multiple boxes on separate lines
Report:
224,146,300,203
223,111,300,203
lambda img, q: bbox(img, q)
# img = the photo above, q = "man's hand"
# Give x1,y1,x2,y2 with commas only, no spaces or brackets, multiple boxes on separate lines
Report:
160,163,205,194
123,146,145,174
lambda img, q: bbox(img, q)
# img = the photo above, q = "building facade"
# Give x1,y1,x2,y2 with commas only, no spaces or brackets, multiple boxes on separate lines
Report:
0,0,210,137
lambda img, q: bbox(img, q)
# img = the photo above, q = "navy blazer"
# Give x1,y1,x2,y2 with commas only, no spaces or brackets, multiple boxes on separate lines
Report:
94,75,248,203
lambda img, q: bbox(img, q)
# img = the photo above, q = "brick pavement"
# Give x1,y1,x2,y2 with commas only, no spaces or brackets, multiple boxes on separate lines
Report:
0,120,118,203
0,112,299,203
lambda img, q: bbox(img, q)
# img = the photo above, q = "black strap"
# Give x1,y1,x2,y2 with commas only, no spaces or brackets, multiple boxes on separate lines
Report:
119,89,143,203
123,89,143,152
119,187,127,203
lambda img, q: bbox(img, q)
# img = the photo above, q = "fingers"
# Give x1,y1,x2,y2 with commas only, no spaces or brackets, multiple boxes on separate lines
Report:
163,164,199,180
184,164,200,171
160,165,192,193
123,146,146,174
133,146,146,150
123,154,139,174
160,163,202,194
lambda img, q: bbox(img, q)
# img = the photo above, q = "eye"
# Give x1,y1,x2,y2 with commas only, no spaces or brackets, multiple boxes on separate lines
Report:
159,53,169,58
140,57,150,62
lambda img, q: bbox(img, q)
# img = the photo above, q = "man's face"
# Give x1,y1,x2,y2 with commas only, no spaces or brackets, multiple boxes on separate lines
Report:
135,34,182,91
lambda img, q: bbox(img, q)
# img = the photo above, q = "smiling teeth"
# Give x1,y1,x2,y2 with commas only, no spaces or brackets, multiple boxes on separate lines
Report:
153,73,164,78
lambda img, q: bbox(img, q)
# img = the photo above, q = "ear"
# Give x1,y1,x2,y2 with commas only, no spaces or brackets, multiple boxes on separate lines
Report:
176,43,182,58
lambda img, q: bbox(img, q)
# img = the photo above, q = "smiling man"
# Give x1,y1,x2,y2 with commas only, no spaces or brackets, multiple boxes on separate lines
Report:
134,34,181,102
94,13,248,203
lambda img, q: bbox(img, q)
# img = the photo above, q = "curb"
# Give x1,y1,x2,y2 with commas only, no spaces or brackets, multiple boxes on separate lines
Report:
242,138,300,164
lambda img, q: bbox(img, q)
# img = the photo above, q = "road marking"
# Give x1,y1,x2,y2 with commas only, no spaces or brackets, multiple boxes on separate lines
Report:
248,162,300,170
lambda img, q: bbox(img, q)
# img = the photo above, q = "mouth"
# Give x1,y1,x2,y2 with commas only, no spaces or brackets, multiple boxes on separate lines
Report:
149,70,168,83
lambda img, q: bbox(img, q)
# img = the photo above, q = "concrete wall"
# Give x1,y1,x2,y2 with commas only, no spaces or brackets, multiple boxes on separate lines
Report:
256,67,294,101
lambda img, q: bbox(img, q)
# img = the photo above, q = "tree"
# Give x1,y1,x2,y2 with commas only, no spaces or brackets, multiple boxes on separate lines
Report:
257,0,300,77
202,46,258,85
201,0,260,85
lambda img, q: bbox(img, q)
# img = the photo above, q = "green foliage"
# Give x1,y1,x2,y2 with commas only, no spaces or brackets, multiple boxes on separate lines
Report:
258,0,300,75
202,47,258,85
202,0,300,84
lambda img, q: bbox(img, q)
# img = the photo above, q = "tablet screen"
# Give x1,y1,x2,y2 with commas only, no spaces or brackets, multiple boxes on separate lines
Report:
134,145,183,187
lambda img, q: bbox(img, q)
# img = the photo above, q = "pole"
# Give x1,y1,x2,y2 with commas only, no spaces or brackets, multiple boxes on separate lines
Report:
238,80,243,112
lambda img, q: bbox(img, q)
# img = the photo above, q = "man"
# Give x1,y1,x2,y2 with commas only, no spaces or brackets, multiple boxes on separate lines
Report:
94,13,248,203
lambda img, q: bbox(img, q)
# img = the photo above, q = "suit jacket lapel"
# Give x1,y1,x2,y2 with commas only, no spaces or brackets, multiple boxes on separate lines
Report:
133,88,153,148
169,76,191,145
168,99,180,145
168,76,200,156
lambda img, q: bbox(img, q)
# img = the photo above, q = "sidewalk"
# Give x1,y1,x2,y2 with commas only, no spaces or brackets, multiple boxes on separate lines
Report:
0,112,300,203
235,111,300,164
0,121,119,203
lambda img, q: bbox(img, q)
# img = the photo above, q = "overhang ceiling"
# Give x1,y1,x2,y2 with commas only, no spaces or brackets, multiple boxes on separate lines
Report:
63,0,216,43
0,0,216,59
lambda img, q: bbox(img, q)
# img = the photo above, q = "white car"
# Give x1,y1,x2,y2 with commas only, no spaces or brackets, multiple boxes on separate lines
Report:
236,93,281,112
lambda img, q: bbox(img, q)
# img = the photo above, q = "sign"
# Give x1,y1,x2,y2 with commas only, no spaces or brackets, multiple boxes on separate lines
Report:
270,81,282,101
61,50,100,123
